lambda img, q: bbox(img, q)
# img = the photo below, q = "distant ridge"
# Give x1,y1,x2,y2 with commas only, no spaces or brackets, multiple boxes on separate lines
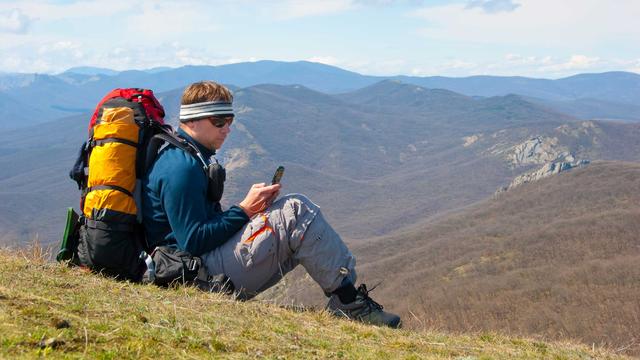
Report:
341,79,472,109
341,80,574,130
61,66,119,76
393,71,640,102
1,61,640,128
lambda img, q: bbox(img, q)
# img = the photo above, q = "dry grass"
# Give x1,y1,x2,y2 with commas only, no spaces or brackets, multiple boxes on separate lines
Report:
276,161,640,357
0,248,626,359
340,161,640,357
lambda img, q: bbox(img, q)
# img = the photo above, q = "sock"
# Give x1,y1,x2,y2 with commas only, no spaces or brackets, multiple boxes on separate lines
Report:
332,278,358,304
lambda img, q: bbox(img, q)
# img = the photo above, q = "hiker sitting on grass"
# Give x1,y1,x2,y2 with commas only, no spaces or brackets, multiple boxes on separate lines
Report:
141,80,401,328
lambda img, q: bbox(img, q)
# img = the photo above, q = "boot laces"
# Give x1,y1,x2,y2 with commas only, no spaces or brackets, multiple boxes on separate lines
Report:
357,284,383,312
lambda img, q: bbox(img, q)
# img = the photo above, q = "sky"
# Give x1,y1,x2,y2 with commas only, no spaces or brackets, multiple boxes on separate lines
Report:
0,0,638,78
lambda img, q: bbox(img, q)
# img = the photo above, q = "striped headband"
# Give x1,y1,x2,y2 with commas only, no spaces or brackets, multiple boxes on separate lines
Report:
179,100,234,122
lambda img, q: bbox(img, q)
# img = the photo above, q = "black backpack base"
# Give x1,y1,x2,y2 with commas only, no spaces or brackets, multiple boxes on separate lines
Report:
76,220,146,282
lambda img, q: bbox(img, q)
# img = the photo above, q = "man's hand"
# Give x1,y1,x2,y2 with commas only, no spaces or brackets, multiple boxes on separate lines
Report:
238,183,281,217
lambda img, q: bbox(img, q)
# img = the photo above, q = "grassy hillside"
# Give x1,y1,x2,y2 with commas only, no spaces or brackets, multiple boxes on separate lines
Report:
275,161,640,356
0,248,626,359
350,161,640,356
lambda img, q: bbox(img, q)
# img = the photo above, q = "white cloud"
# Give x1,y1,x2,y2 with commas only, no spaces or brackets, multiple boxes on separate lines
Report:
0,42,216,73
504,54,553,66
124,2,220,39
450,54,620,77
409,59,479,76
38,41,85,64
0,0,133,21
465,0,521,13
174,48,210,66
400,53,637,78
306,56,341,66
505,53,534,64
225,57,260,64
89,43,233,70
0,54,49,73
267,0,426,20
269,0,355,20
539,55,601,72
246,0,424,21
0,0,637,77
413,0,640,48
38,41,81,54
0,8,31,33
345,59,407,75
1,55,23,70
299,56,408,75
1,39,88,73
613,58,640,74
442,59,477,70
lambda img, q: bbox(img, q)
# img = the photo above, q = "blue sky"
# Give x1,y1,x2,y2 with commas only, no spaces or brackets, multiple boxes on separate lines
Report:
0,0,638,78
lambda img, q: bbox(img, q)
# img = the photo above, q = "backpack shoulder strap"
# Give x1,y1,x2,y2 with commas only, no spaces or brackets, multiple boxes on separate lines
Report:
144,126,209,176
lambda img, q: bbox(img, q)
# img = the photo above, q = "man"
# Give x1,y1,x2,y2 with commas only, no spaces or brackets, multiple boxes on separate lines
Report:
142,81,401,328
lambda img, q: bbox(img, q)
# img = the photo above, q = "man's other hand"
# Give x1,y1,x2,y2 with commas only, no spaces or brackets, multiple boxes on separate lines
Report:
238,183,281,217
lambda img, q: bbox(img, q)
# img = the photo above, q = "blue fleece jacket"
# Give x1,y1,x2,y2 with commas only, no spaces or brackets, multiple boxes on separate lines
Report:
142,128,249,256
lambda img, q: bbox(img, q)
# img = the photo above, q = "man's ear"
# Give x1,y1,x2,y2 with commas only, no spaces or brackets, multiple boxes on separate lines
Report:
180,121,197,130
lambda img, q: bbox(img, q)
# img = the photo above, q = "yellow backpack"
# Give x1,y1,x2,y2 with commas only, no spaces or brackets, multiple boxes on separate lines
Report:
62,88,166,281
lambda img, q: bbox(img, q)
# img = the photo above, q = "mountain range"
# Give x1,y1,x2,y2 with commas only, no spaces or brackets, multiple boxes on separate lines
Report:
1,61,640,129
2,78,640,245
0,79,622,243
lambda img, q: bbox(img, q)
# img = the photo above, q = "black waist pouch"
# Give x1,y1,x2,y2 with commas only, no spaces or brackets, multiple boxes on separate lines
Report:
152,246,200,285
151,246,235,294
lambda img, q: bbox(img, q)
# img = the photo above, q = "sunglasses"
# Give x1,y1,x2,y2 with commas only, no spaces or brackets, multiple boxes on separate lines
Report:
207,116,234,128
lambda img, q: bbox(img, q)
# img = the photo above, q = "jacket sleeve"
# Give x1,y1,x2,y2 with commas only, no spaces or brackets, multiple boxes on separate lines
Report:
158,157,249,256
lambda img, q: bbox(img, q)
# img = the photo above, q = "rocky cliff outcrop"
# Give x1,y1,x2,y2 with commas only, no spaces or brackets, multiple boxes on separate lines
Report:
496,159,590,194
462,134,482,147
508,136,573,167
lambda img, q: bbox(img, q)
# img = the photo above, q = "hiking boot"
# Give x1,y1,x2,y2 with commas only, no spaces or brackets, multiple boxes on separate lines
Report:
326,284,401,328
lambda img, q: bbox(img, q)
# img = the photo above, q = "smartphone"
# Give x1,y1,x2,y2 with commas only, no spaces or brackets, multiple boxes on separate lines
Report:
271,166,285,185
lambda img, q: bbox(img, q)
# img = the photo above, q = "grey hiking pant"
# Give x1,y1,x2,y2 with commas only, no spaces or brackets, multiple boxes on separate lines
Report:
202,194,357,300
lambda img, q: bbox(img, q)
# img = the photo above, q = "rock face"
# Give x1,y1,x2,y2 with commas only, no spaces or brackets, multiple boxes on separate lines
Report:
508,136,573,167
496,159,590,194
555,121,601,138
462,134,482,147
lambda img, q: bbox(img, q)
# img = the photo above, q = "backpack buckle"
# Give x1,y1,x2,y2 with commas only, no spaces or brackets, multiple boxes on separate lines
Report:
187,258,199,272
